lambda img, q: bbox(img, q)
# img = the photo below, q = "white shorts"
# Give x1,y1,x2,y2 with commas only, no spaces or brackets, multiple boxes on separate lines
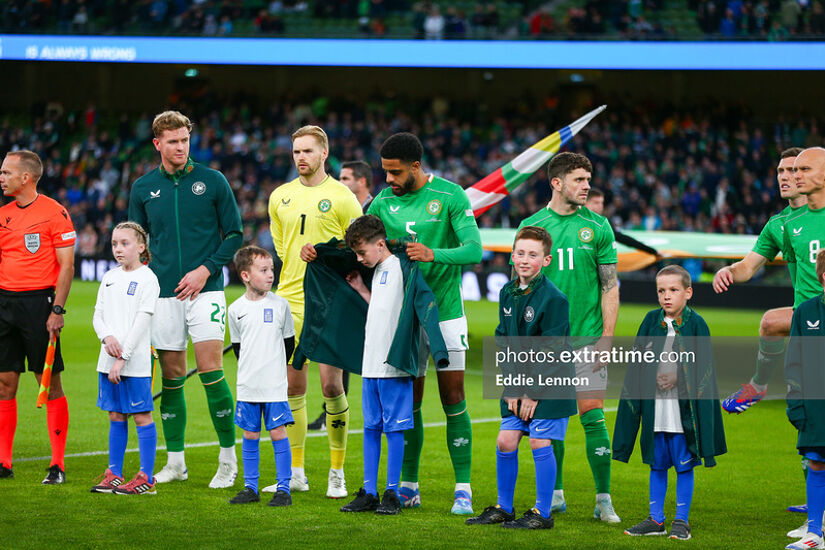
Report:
152,291,226,351
573,344,608,393
417,316,468,376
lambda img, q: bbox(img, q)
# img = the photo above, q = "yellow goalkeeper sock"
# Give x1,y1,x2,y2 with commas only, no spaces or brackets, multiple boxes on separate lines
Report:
287,394,307,469
325,392,349,470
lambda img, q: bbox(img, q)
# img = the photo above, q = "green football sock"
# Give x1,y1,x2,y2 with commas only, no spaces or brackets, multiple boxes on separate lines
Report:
581,408,611,494
753,337,786,386
199,370,236,448
401,402,423,483
160,376,187,453
444,400,472,484
552,439,565,490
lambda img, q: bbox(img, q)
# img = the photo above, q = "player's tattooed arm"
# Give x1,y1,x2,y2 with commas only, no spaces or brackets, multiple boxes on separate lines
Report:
598,263,618,293
598,262,619,351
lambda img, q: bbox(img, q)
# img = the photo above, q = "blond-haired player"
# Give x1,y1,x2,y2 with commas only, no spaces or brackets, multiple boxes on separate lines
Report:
268,125,362,497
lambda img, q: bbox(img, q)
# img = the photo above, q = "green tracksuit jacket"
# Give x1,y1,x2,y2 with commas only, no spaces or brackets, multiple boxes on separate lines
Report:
495,274,577,420
128,159,242,297
292,239,448,376
613,306,727,468
785,293,825,450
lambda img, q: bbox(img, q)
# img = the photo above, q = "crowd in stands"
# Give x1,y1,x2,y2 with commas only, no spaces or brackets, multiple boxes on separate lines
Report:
693,0,825,39
0,96,810,269
3,0,824,40
0,0,528,38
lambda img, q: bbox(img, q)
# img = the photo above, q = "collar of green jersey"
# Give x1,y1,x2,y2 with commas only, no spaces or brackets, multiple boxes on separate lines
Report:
158,158,195,181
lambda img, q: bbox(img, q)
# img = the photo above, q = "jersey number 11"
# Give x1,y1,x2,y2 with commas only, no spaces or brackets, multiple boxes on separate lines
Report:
556,248,574,270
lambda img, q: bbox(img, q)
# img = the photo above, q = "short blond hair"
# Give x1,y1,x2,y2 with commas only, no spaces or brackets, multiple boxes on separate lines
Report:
292,125,328,150
152,110,193,138
6,150,43,182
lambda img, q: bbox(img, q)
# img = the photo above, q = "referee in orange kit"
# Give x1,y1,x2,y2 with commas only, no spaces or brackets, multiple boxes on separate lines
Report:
0,150,76,484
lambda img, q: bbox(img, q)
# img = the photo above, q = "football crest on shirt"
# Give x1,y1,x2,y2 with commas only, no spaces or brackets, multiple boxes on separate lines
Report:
523,306,535,323
426,199,442,215
578,227,594,243
318,199,332,213
127,281,138,296
192,181,206,195
24,233,40,253
264,308,274,323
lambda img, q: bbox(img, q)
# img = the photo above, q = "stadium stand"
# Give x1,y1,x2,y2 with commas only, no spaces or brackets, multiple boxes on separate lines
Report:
1,0,823,40
0,96,802,268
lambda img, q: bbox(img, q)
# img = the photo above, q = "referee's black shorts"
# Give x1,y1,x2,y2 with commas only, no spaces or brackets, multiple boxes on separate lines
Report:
0,289,65,374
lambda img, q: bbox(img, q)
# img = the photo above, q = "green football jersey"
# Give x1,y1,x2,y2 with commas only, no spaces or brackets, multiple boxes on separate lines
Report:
518,205,617,346
783,204,825,308
752,205,794,260
368,175,479,321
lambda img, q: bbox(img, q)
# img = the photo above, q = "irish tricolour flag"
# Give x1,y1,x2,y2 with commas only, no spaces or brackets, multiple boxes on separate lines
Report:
467,105,607,216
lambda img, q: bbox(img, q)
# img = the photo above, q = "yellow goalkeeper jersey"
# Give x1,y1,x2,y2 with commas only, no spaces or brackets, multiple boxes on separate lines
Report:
268,175,363,304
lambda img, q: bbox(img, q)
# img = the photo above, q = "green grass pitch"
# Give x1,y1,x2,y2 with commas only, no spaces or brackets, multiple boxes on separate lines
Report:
5,281,804,549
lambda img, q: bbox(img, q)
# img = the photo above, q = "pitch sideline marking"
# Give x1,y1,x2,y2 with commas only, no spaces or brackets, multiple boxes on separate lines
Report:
18,408,618,463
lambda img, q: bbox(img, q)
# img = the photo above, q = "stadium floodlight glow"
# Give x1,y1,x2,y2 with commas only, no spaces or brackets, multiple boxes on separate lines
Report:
184,68,198,78
3,34,825,70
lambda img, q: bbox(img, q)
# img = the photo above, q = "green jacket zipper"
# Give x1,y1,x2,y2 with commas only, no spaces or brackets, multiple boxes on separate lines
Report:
174,180,183,280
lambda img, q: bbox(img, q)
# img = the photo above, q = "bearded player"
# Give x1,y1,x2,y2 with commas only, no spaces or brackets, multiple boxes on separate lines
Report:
518,152,621,523
368,132,482,515
268,125,362,497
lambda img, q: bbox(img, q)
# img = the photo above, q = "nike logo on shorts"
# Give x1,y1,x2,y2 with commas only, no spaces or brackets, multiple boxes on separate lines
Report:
131,401,144,407
272,413,284,422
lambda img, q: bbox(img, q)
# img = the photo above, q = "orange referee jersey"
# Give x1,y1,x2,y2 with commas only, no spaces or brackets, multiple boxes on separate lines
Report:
0,195,76,291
